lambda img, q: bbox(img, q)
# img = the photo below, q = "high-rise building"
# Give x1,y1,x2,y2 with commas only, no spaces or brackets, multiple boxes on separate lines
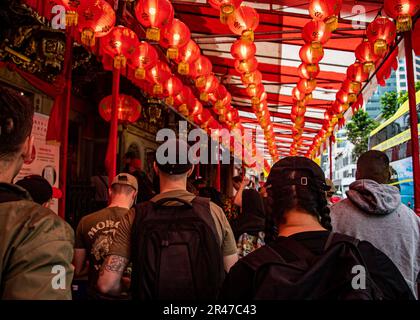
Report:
396,55,420,92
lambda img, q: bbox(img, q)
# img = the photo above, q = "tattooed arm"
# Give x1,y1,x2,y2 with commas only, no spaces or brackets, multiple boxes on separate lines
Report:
97,255,129,296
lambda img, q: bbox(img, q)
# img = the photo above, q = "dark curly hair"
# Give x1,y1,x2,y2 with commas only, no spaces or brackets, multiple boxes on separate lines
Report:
0,86,34,161
265,156,332,237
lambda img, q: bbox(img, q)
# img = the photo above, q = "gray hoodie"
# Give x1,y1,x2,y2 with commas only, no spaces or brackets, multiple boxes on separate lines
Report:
331,179,420,298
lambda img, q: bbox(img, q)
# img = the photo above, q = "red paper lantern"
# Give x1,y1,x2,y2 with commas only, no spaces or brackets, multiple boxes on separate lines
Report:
298,63,320,79
197,74,219,101
227,5,259,42
234,57,258,74
241,70,262,85
77,0,116,46
384,0,420,32
355,39,379,73
176,40,201,75
299,44,324,64
135,0,174,41
101,26,139,69
366,16,397,56
231,39,256,60
189,99,203,117
99,94,142,123
209,0,243,23
292,86,307,101
146,61,171,95
160,19,191,59
302,20,331,56
341,79,360,94
127,41,158,80
246,83,264,98
336,89,351,104
298,78,317,94
309,0,342,31
190,56,213,86
195,108,212,125
163,76,183,105
347,62,369,91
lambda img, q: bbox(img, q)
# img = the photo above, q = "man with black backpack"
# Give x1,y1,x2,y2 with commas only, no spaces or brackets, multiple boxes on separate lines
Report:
97,139,238,300
220,157,414,300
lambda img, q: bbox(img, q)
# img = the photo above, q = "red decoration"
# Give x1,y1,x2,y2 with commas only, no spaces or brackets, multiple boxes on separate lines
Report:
302,20,331,57
127,41,158,80
366,16,397,56
234,57,258,74
190,56,213,86
160,19,191,59
227,5,259,42
99,94,142,123
297,78,317,94
292,86,307,101
298,63,320,79
146,61,171,94
197,74,219,101
176,40,201,75
101,26,138,69
135,0,174,41
164,76,183,105
347,62,369,92
246,83,264,97
241,70,262,85
299,44,324,64
231,39,256,60
384,0,420,32
77,0,116,46
309,0,342,31
355,39,379,73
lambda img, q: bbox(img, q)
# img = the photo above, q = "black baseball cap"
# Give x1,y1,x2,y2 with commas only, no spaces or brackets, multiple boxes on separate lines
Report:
266,156,329,192
155,138,193,175
15,175,53,205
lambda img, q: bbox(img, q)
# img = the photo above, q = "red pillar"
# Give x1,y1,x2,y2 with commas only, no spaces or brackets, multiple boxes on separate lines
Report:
58,31,73,220
404,32,420,215
106,67,120,184
329,137,333,181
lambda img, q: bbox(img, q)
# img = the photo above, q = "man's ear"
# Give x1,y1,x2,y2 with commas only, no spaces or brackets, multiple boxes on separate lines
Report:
186,165,195,177
153,161,159,175
22,135,34,162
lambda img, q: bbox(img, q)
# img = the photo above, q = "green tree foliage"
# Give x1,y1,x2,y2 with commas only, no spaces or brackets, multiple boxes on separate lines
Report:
346,109,379,159
381,81,420,120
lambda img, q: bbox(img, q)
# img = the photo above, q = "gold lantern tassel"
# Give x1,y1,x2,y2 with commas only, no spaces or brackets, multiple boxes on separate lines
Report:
326,15,339,32
178,61,189,75
310,41,323,59
241,30,254,42
135,67,146,79
81,28,95,46
220,4,235,24
65,11,78,27
195,76,206,88
307,64,319,73
165,96,174,106
251,96,260,105
200,92,209,102
350,81,361,93
363,62,375,73
146,27,160,41
114,55,126,69
153,84,163,95
373,39,388,56
396,14,412,32
348,93,357,103
167,47,179,60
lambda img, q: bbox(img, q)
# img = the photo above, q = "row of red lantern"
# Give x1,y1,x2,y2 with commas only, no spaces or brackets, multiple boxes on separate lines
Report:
218,4,278,160
306,13,404,158
290,1,343,156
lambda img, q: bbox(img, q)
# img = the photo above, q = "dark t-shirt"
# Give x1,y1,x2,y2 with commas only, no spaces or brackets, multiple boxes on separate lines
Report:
75,206,129,293
220,231,414,300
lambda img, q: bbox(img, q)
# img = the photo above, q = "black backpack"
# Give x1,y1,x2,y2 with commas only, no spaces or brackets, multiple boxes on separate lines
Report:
130,196,224,300
242,233,385,300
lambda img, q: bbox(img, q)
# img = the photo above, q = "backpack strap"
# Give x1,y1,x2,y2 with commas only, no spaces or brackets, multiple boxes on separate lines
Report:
153,197,193,207
191,197,221,247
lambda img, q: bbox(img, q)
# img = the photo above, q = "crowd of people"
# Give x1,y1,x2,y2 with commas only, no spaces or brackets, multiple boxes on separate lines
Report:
1,87,419,300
